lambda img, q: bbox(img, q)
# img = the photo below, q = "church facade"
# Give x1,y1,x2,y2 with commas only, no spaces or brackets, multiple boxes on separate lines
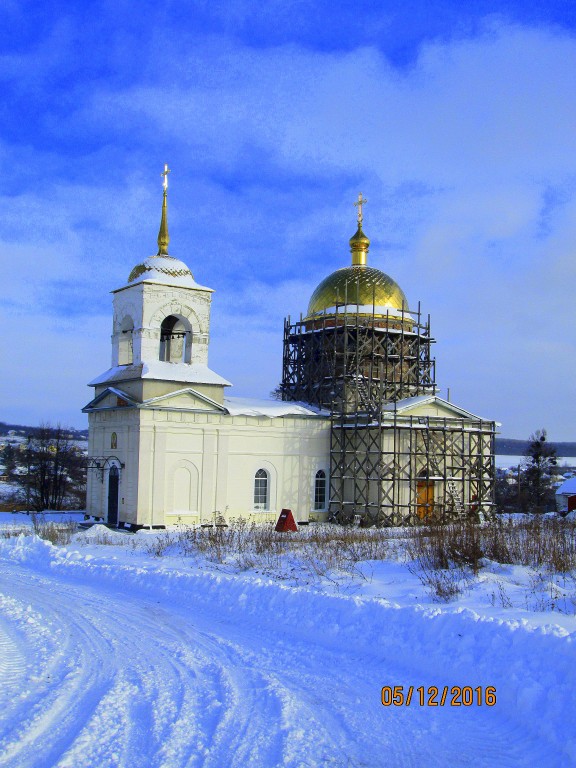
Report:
84,174,496,528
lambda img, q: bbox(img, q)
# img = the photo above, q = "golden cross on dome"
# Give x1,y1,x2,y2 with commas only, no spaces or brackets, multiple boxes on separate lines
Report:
161,164,171,191
354,192,367,226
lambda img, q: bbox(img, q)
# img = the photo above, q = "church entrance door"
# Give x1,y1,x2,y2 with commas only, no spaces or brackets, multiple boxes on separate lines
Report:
416,480,434,519
108,466,119,526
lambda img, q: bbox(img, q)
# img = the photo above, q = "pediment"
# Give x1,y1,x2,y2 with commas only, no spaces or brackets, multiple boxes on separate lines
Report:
384,395,490,422
142,388,226,412
82,387,138,412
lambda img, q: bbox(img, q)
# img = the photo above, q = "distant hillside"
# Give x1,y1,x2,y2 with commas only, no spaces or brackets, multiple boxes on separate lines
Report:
495,438,576,457
1,421,574,455
0,421,88,441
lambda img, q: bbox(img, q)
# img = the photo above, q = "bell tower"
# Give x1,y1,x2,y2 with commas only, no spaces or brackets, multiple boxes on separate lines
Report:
91,165,230,405
84,166,230,529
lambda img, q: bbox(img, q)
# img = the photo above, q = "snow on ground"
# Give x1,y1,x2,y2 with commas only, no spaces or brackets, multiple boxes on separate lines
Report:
0,521,575,767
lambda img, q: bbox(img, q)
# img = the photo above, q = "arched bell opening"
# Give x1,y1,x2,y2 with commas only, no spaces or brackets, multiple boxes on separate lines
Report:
159,315,192,363
118,316,134,365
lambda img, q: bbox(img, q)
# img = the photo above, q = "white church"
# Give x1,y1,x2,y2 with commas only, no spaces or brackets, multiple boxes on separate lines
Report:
84,169,496,528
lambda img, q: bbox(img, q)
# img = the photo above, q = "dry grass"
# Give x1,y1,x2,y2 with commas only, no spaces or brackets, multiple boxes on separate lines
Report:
172,520,393,583
0,513,79,543
78,530,119,546
31,513,78,545
405,515,576,602
482,516,576,573
0,525,31,539
142,531,177,557
13,512,570,608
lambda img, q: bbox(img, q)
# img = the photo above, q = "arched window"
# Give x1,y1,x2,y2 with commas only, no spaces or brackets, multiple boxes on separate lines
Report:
110,432,117,450
159,315,191,363
118,316,134,365
254,469,269,510
314,469,327,510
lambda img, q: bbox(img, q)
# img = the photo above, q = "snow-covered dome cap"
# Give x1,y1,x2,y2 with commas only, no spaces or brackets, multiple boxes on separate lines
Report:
127,254,197,287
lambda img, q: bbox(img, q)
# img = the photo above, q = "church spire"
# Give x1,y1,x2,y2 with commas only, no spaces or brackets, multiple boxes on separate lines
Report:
349,192,370,266
157,164,171,255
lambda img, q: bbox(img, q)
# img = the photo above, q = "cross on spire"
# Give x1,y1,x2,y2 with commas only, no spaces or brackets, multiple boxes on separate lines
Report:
161,164,171,192
354,192,367,227
157,164,170,255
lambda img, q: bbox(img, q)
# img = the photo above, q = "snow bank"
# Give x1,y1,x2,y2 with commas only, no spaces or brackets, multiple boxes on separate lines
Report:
1,534,574,762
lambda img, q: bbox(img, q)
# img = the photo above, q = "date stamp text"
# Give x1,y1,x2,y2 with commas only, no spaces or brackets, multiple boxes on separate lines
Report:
381,685,496,707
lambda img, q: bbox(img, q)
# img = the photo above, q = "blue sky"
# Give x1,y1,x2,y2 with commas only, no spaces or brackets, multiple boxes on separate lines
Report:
1,1,576,439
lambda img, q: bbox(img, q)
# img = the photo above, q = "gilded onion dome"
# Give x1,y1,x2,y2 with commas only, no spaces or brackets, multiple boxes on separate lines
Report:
307,193,408,318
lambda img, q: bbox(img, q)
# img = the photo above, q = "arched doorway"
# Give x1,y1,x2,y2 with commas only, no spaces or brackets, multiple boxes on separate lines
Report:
108,466,119,526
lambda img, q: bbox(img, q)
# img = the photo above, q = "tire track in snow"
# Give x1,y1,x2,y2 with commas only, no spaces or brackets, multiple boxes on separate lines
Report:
0,558,567,767
0,604,27,700
0,565,291,768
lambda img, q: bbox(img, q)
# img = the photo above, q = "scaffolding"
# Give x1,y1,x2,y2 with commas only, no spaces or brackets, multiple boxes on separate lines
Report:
281,296,495,525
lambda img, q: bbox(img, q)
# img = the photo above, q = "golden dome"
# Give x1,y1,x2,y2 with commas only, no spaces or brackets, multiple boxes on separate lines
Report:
307,265,408,317
307,194,408,318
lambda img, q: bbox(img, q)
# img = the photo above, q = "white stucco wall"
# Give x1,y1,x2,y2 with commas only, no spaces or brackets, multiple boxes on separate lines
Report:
87,407,331,526
138,409,331,526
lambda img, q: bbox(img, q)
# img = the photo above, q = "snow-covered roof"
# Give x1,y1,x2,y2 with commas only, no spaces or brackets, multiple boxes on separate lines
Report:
114,254,213,292
555,477,576,496
223,397,328,418
382,394,494,422
89,362,231,388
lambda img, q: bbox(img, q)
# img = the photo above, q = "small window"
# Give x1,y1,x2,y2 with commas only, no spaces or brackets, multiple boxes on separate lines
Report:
314,469,327,510
111,432,117,450
254,469,269,510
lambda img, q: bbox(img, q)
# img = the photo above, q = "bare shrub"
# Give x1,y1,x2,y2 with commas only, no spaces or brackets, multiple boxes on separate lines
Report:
405,515,576,605
405,521,481,601
0,526,31,539
481,517,513,564
422,567,465,602
142,531,176,557
79,530,118,546
31,513,77,545
484,516,576,573
172,521,393,582
491,580,513,609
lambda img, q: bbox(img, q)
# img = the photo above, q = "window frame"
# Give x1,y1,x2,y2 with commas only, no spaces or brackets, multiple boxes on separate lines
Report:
314,469,327,511
253,468,270,510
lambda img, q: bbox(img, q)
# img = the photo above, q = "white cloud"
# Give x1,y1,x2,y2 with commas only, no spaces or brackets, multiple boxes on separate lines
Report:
2,21,576,437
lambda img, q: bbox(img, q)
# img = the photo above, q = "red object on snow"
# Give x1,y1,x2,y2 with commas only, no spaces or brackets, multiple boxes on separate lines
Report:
568,495,576,512
275,508,298,532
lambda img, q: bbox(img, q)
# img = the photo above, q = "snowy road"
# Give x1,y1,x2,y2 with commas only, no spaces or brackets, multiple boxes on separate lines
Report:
0,540,572,767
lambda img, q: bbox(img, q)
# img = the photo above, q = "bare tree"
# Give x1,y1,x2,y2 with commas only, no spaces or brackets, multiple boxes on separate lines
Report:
15,424,86,511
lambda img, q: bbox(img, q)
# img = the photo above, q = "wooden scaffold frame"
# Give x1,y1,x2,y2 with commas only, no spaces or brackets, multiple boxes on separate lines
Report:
281,288,495,525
